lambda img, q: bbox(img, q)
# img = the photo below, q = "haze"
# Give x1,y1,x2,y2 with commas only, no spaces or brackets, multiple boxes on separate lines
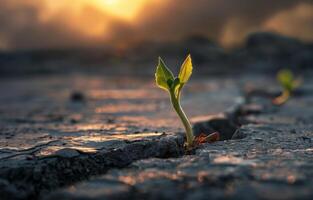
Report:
0,0,312,50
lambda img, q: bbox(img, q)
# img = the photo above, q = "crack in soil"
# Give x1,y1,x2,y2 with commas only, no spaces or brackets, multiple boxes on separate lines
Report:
0,140,60,160
1,94,260,200
0,134,184,200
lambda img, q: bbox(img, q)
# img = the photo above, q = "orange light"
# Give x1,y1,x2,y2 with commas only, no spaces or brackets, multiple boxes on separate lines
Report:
39,0,148,40
93,0,148,20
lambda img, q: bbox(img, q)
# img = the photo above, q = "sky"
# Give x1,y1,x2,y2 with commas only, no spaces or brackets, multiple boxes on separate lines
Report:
0,0,312,50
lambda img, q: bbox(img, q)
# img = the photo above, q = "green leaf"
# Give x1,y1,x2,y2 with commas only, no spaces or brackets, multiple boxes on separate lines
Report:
277,69,294,91
178,55,193,84
155,57,174,91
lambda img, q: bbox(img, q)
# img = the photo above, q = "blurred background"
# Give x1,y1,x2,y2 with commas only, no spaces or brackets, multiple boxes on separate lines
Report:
0,0,312,76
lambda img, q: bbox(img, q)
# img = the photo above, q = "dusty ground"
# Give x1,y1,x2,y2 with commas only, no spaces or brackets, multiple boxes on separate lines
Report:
0,32,313,200
0,71,313,200
0,73,240,199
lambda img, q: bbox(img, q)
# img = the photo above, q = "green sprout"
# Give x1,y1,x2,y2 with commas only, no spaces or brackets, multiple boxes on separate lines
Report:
155,55,194,148
273,69,301,105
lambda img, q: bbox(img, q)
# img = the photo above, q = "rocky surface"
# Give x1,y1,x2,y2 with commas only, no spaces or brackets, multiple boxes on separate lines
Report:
0,32,312,200
42,74,313,200
0,74,241,199
1,71,312,200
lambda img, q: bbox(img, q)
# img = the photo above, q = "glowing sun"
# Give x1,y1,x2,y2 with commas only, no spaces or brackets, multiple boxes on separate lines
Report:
94,0,148,20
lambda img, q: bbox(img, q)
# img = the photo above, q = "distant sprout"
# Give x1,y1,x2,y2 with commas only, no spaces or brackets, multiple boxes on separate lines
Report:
273,69,301,105
155,55,195,149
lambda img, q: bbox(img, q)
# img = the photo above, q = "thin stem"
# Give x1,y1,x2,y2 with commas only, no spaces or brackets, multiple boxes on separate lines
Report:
169,90,194,148
273,90,290,105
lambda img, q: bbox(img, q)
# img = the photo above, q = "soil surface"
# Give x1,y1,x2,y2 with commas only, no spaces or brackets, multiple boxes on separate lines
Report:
1,32,313,200
0,72,313,200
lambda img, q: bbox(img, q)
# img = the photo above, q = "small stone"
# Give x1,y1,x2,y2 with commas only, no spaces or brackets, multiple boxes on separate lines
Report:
70,91,85,102
107,118,115,124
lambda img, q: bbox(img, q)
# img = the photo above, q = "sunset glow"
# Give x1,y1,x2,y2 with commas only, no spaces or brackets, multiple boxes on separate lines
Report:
37,0,149,44
94,0,148,19
43,0,147,20
0,0,312,50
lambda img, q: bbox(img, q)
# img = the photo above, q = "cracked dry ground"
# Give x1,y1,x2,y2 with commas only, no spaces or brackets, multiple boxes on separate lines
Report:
0,73,313,200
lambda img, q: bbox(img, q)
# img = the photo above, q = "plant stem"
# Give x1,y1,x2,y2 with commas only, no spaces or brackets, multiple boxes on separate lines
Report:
170,90,194,148
273,89,290,105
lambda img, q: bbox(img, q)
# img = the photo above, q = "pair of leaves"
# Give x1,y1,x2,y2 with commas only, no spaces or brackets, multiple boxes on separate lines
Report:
155,55,192,98
277,69,301,92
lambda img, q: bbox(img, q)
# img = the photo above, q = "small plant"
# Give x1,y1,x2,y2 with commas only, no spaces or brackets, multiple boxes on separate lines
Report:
155,55,194,148
273,69,301,105
155,55,219,149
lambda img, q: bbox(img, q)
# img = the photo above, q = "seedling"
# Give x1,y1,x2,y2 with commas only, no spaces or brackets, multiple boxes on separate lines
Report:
155,55,194,148
155,55,219,149
273,69,301,105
